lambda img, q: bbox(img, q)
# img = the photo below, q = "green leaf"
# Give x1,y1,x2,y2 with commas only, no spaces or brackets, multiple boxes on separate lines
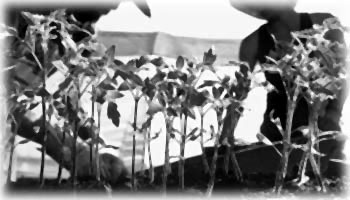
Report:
103,45,116,67
23,90,35,98
151,130,161,140
28,102,40,110
221,76,230,86
21,11,40,25
189,91,207,107
104,145,120,150
118,81,131,91
151,57,165,67
97,137,107,146
17,139,31,145
188,134,200,141
98,81,116,90
176,56,185,69
107,91,124,100
47,104,54,117
52,60,69,74
167,107,177,117
24,27,36,51
36,87,51,97
203,47,216,65
136,55,150,68
107,102,121,127
151,70,166,83
212,87,221,99
186,127,198,139
167,71,178,79
128,73,144,86
269,110,283,137
113,70,130,80
95,88,107,104
146,101,163,115
142,78,156,99
58,76,73,91
179,72,187,83
61,33,77,52
141,117,153,131
157,93,166,107
114,59,124,66
198,80,218,89
125,59,138,72
184,107,196,120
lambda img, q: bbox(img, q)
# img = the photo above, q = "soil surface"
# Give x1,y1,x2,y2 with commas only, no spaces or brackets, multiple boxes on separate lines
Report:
4,142,348,198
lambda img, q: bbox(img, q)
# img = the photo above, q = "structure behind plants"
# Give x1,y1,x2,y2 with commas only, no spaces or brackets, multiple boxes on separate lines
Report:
1,9,349,197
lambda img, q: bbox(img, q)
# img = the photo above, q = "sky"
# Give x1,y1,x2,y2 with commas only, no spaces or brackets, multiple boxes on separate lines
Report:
95,0,350,39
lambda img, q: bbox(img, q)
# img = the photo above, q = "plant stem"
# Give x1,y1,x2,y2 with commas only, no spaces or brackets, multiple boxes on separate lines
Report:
56,123,66,185
308,151,326,192
7,134,16,184
131,98,139,191
147,119,154,183
72,79,80,188
306,100,326,192
162,117,171,193
56,95,68,185
95,104,102,182
200,114,209,174
39,67,46,188
179,113,188,190
7,115,18,184
229,112,243,182
140,121,147,177
206,124,220,196
274,91,297,194
296,149,308,182
206,112,223,197
224,146,229,175
313,101,321,171
90,84,95,176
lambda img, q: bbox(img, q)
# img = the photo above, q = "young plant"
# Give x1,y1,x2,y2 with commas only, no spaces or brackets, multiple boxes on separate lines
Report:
204,87,231,196
141,75,163,182
112,56,152,190
219,63,250,182
16,10,66,187
291,18,348,192
196,49,249,188
4,9,127,189
262,49,305,194
261,17,348,193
